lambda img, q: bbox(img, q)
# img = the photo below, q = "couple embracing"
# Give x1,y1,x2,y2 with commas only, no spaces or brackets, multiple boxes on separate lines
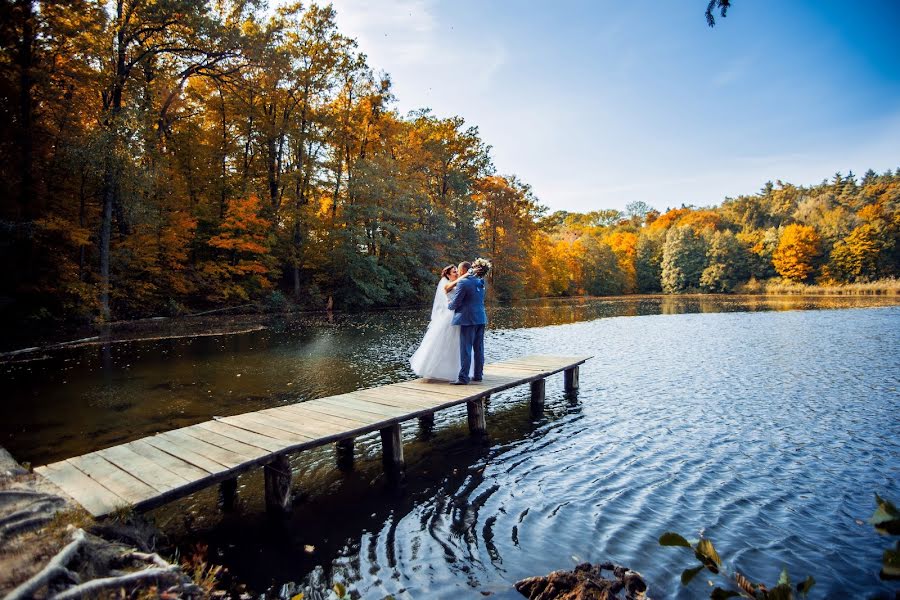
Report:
410,259,491,385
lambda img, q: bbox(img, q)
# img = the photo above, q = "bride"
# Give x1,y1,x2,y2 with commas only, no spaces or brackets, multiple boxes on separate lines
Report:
410,264,474,381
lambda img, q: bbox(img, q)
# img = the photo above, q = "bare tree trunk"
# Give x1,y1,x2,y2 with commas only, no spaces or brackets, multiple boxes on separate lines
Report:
15,0,35,220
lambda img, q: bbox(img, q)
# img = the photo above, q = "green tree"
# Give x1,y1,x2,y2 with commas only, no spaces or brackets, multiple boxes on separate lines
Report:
636,229,665,292
661,225,708,293
700,230,748,292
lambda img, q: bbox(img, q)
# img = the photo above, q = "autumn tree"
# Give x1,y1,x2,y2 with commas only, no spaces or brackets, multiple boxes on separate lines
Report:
203,195,274,302
772,224,820,282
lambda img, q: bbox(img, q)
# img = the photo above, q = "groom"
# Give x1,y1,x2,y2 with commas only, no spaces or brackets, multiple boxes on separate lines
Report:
448,261,487,384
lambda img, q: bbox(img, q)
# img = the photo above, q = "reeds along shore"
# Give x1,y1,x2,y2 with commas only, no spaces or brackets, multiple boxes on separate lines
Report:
736,277,900,296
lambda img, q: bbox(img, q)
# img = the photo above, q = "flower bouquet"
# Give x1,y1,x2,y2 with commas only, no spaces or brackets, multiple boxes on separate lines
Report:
472,257,492,278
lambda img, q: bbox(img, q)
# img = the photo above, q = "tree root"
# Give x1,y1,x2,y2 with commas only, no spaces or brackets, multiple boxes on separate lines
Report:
4,527,86,600
0,495,66,542
0,514,53,541
125,550,172,569
50,565,183,600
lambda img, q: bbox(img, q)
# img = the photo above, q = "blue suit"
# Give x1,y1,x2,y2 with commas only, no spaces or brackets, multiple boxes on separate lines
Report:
448,276,487,383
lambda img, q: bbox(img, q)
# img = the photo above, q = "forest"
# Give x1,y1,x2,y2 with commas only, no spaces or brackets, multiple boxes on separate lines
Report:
1,0,898,328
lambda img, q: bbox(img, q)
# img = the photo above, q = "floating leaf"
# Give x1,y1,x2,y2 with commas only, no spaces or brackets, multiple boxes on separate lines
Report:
882,542,900,580
797,575,816,595
734,571,757,597
333,582,346,598
681,565,705,585
709,588,740,599
659,532,692,548
290,594,303,600
768,583,793,600
695,538,722,573
871,494,900,535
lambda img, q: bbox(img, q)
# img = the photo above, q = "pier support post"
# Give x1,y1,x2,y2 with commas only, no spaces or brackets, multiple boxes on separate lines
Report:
380,424,404,473
530,378,546,415
564,366,580,392
264,454,292,515
219,477,237,511
335,438,354,472
418,413,435,439
467,397,487,436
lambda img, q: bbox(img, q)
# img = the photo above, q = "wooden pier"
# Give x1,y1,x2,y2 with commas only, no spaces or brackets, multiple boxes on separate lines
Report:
35,355,590,517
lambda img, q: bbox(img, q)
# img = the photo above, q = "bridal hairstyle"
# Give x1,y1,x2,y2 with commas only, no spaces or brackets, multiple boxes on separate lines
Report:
441,264,455,279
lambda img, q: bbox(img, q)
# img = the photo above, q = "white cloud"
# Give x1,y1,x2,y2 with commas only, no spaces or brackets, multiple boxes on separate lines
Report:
328,0,508,111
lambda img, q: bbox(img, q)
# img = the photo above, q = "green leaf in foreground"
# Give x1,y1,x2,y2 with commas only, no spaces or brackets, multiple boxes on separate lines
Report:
777,566,790,587
681,565,705,585
659,532,693,548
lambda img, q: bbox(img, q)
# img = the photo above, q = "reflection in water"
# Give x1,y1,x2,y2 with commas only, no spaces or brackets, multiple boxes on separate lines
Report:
2,296,898,598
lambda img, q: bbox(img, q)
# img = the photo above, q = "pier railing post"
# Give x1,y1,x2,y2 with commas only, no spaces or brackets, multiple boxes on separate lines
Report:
264,454,292,515
467,397,487,435
564,366,580,392
335,438,354,472
380,424,404,473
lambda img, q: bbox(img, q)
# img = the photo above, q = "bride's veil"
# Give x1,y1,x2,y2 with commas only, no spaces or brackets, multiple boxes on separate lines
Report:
430,278,449,322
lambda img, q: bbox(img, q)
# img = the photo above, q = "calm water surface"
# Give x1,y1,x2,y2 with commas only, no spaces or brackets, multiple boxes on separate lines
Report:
2,295,899,599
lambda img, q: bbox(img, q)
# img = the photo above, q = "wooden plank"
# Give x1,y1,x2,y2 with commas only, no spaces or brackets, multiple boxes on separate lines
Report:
67,454,157,505
277,402,373,427
163,429,256,466
221,413,314,443
280,402,376,427
484,364,551,373
36,462,128,516
363,384,453,403
195,420,287,453
98,444,190,492
351,388,443,410
127,439,212,481
259,406,352,437
180,425,272,459
315,394,412,418
496,357,586,369
236,411,322,441
143,434,231,474
299,398,398,426
391,381,473,397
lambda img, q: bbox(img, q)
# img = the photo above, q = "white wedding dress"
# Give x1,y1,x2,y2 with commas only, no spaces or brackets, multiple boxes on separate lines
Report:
410,277,473,381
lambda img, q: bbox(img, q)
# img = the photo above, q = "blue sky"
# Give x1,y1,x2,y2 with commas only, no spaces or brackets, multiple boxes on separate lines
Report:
328,0,900,213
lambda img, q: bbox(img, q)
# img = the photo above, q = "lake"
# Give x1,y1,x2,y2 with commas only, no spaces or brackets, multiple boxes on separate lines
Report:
2,295,898,598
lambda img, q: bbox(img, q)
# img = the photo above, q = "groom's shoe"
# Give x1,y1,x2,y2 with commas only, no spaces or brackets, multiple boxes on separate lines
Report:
472,377,482,382
451,379,469,385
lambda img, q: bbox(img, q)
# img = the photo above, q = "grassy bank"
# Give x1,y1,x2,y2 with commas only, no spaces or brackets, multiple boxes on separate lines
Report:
736,277,900,296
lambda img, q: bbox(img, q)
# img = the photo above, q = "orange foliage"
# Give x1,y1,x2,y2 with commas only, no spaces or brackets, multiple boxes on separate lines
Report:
204,196,274,302
773,224,820,282
605,231,637,293
648,208,692,231
677,210,720,232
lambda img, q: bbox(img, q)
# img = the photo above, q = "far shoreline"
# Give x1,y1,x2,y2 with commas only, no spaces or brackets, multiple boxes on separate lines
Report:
1,290,898,362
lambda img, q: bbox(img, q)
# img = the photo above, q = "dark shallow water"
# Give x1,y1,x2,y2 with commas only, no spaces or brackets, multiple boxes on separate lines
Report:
2,295,899,598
